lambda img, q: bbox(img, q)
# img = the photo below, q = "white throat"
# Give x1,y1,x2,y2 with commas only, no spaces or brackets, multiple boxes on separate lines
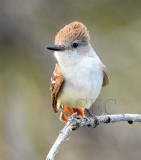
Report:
54,44,101,68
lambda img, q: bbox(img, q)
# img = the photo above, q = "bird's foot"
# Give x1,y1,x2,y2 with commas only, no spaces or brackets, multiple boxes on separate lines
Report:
66,112,80,130
85,109,99,128
59,107,69,117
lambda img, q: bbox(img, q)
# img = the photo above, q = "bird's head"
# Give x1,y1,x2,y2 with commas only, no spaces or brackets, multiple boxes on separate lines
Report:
47,21,94,65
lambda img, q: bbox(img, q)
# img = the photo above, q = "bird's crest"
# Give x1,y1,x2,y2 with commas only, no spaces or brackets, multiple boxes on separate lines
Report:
55,21,90,45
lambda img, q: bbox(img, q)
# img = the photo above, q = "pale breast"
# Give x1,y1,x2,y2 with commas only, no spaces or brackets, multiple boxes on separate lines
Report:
57,57,103,109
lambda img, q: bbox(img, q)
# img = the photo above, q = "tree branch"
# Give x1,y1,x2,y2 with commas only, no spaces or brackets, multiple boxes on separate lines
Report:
46,114,141,160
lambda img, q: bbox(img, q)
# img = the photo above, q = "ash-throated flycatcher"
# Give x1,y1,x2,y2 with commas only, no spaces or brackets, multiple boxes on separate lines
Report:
47,21,109,122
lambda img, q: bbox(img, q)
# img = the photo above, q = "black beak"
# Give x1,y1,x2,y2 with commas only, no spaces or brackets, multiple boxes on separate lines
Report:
46,45,65,51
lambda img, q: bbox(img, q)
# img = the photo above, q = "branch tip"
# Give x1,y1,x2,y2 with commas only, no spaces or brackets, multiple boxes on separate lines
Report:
46,113,141,160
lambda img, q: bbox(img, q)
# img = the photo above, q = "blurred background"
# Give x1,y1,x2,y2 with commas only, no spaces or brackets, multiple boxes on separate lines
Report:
0,0,141,160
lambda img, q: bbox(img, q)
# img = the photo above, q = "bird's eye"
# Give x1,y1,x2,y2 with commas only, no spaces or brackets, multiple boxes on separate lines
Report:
72,43,78,48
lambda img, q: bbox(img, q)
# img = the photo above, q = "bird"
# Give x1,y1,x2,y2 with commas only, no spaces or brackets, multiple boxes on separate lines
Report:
47,21,109,122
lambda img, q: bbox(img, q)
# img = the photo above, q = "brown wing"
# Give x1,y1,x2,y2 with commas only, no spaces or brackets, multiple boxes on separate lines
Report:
50,64,64,113
102,64,109,87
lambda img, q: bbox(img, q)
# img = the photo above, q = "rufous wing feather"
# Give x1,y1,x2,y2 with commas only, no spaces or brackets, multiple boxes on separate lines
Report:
102,64,109,87
50,64,64,113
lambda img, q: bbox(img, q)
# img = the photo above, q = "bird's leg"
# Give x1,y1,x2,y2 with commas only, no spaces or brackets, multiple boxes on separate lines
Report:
85,108,94,117
59,108,80,131
69,108,85,130
59,105,78,124
59,106,69,117
85,108,99,128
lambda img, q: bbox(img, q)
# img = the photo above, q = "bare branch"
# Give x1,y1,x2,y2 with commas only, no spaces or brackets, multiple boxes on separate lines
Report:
46,114,141,160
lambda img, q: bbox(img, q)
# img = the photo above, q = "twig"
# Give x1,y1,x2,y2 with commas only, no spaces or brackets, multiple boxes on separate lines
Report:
46,114,141,160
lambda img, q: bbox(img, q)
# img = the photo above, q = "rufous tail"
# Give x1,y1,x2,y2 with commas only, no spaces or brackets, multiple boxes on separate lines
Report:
60,105,85,122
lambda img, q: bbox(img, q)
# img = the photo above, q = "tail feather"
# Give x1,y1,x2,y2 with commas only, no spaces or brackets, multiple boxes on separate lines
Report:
60,105,85,122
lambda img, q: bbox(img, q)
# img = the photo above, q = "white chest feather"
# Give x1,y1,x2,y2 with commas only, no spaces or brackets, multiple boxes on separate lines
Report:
56,53,103,109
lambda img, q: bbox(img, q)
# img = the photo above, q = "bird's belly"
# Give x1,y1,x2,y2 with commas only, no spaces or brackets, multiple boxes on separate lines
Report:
57,68,103,109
